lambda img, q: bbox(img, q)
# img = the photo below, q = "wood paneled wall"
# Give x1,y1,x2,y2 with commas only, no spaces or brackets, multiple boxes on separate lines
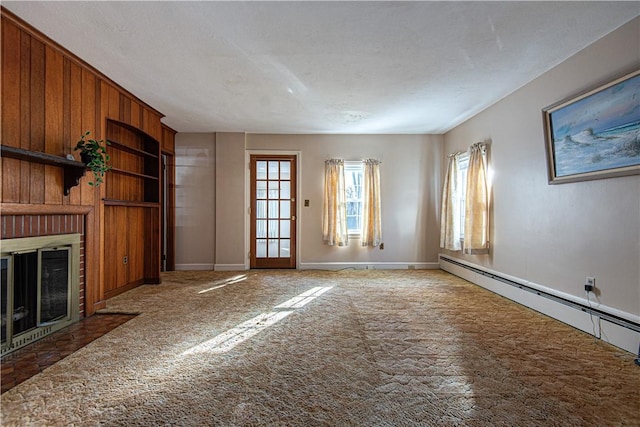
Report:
1,9,175,315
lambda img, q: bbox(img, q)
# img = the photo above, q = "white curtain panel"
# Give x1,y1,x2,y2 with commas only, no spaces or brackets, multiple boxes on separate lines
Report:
361,159,382,247
440,154,462,251
322,159,349,246
463,143,489,254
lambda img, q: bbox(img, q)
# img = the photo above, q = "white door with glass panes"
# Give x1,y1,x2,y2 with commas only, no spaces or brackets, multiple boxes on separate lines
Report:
250,155,297,268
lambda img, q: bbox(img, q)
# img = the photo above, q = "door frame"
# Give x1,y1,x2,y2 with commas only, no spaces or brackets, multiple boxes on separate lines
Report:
245,150,301,270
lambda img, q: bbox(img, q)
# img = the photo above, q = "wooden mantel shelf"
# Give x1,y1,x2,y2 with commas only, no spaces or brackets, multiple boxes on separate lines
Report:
1,145,87,196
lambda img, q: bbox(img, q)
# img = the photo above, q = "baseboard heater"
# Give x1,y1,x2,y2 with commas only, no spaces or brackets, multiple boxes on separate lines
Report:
440,256,640,334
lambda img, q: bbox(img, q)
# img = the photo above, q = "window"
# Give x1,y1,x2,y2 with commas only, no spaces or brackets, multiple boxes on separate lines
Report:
344,161,363,236
440,143,489,253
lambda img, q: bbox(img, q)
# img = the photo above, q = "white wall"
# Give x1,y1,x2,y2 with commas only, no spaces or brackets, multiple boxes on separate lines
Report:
176,133,443,270
442,18,640,320
214,132,247,269
246,134,444,268
175,133,216,270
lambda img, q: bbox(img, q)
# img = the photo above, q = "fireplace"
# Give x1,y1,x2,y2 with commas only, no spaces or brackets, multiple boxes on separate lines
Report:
1,234,80,356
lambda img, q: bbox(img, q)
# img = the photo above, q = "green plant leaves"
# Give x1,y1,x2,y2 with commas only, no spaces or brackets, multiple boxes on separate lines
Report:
74,131,111,187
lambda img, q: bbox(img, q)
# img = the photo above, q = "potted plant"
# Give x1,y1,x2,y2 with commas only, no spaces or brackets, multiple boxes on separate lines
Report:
74,131,111,187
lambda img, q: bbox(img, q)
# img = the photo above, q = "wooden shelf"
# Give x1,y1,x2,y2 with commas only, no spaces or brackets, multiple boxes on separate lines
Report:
106,119,160,205
1,145,86,196
103,199,160,208
107,139,158,159
110,167,159,181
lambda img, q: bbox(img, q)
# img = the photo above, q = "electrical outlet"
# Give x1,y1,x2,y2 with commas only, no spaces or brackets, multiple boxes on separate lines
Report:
585,276,595,292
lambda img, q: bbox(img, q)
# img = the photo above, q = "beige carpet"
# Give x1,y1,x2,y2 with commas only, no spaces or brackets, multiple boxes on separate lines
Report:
1,269,639,426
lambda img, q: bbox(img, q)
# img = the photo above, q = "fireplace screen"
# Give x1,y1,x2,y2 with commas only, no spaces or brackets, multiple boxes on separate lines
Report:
1,234,79,355
40,249,71,324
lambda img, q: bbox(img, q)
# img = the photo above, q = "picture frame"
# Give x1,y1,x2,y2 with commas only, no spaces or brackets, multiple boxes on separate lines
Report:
542,68,640,184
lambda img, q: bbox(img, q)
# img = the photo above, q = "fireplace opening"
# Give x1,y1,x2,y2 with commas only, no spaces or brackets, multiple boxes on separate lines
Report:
1,234,80,356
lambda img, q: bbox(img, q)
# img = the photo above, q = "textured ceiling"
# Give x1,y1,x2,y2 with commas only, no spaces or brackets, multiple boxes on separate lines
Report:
4,1,639,134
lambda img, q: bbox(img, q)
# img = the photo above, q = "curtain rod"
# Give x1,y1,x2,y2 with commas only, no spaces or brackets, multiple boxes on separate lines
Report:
448,141,488,158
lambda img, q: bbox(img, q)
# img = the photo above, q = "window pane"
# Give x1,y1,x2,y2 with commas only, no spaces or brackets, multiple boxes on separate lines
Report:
268,201,278,219
268,181,279,199
280,201,290,219
256,161,267,180
268,220,279,238
280,220,290,238
268,239,279,258
347,214,361,232
280,161,291,180
256,220,267,238
256,200,267,219
280,239,290,257
268,161,279,179
344,162,363,234
346,200,360,216
256,239,267,257
256,181,267,199
280,181,290,199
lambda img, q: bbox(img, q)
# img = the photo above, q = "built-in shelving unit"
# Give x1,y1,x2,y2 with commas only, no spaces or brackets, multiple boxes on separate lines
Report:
0,145,86,196
105,119,161,205
103,119,162,299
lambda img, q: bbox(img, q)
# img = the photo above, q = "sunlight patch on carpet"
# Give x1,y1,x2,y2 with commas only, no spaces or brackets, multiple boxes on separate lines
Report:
182,311,294,355
275,286,333,309
183,286,333,355
198,274,248,294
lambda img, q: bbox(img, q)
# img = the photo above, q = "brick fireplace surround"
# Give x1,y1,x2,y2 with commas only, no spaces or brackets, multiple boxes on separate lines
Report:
1,214,86,319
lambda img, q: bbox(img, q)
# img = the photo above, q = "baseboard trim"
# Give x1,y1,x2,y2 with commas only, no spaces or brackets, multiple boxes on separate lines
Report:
439,254,640,354
299,262,440,271
175,263,214,271
214,264,247,271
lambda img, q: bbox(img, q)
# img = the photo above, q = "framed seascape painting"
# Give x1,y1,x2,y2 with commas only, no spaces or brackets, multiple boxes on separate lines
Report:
543,69,640,184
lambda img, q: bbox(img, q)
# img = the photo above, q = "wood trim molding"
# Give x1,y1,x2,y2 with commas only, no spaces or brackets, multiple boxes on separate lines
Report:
0,203,93,216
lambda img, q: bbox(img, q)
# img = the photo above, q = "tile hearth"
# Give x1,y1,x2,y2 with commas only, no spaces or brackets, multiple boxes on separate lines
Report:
1,314,136,394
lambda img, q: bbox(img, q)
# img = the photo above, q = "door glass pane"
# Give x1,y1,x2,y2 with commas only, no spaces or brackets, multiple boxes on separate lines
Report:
256,220,267,238
256,181,267,199
268,161,279,179
280,161,291,180
257,161,267,180
256,200,267,219
268,201,278,219
268,181,279,199
268,220,279,238
280,201,290,219
256,239,267,257
268,239,278,258
280,239,290,257
280,181,290,199
280,220,290,238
